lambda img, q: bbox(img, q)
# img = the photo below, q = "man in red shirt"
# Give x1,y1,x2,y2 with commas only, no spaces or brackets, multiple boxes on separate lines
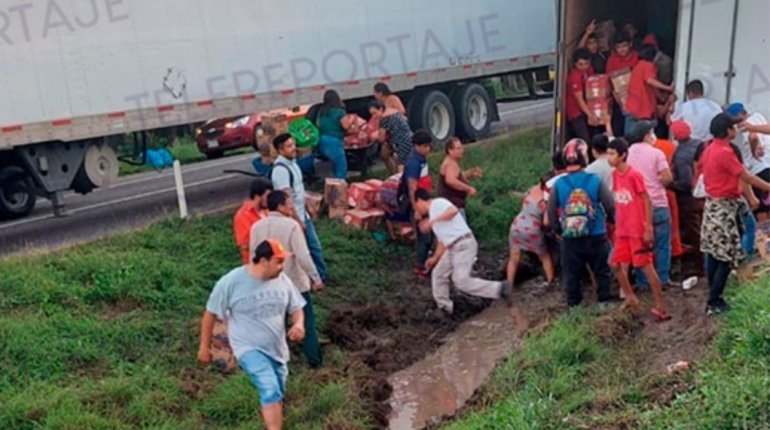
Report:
233,178,273,264
700,113,770,315
607,138,670,321
606,32,639,137
565,48,597,143
625,44,673,134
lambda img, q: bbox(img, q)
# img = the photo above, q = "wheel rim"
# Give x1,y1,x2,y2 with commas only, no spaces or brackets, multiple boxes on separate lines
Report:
429,102,451,140
0,177,31,211
468,94,489,131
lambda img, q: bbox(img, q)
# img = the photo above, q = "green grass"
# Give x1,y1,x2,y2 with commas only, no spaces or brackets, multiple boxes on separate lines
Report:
442,277,770,429
0,129,550,429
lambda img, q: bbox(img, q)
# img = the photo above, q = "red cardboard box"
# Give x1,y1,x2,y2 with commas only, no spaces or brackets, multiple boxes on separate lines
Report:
348,182,378,210
380,174,402,209
585,75,610,101
365,179,384,190
587,99,610,126
344,209,386,230
325,179,348,219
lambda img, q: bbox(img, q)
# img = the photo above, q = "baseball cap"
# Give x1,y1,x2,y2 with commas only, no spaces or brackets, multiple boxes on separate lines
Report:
642,34,658,47
725,102,747,117
562,138,589,167
670,120,692,141
629,119,658,142
710,113,742,138
254,239,292,262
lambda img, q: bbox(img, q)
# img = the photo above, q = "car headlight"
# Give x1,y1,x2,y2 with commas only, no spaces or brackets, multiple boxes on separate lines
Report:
225,116,250,129
195,128,202,137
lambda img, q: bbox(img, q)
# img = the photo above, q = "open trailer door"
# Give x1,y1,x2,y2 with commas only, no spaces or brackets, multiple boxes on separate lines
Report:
675,0,739,106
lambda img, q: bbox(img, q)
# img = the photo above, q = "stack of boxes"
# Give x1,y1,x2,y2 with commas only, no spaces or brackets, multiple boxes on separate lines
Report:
585,74,611,127
256,114,288,164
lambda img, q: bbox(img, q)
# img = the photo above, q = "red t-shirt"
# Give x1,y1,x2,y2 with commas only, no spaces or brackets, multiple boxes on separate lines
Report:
626,60,658,120
701,139,746,198
606,51,639,75
612,166,649,238
233,202,267,264
565,67,593,121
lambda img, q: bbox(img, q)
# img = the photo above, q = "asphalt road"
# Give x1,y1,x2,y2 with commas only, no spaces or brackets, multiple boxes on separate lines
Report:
0,99,553,259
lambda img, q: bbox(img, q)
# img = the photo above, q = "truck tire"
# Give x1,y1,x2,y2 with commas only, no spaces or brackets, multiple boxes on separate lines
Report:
0,165,36,220
408,90,455,145
451,83,493,141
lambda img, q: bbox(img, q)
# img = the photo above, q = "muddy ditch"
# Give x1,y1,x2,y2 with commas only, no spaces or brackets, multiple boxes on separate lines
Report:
323,253,544,428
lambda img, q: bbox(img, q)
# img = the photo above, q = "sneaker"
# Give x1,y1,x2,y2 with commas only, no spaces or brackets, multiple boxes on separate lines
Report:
499,282,514,307
706,300,730,316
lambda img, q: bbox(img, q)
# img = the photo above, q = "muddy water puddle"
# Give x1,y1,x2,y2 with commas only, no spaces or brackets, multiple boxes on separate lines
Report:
387,304,528,429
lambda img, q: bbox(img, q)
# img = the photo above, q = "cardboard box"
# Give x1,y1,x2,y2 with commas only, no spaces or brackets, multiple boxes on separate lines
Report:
587,99,610,126
325,178,348,219
585,75,610,101
348,182,378,210
610,68,632,109
365,179,384,190
380,174,402,209
210,319,237,373
256,113,289,164
305,192,324,216
343,208,386,230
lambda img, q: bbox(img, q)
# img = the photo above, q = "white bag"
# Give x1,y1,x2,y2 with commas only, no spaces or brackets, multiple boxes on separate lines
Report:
693,174,706,199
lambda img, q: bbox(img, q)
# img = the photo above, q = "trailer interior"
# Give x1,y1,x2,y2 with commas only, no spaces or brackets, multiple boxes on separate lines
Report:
556,0,681,146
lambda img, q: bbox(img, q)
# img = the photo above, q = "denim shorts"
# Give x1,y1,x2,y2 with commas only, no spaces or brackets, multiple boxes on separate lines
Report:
238,350,288,406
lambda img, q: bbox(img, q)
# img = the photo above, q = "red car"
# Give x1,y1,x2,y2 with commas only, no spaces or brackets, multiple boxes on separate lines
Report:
195,107,308,159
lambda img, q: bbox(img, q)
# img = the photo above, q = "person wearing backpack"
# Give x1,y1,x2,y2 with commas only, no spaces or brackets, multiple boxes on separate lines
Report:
270,133,328,282
547,138,616,307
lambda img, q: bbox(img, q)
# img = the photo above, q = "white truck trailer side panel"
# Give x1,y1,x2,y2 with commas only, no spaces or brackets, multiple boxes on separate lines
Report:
675,0,770,119
0,0,556,147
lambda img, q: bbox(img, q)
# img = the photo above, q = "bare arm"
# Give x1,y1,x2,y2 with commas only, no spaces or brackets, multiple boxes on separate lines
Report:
740,170,770,193
287,308,306,342
645,78,673,93
578,20,596,48
659,168,673,187
641,192,654,244
408,178,419,210
197,310,217,364
743,123,770,135
574,90,593,118
426,242,447,270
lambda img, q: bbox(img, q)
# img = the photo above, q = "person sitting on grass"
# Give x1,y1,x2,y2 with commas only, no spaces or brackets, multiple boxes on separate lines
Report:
507,173,556,290
607,138,671,321
198,239,306,430
414,189,513,315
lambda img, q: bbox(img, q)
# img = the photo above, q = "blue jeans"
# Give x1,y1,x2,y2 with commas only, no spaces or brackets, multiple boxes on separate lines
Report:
304,216,328,281
740,202,757,257
318,135,347,179
624,115,639,136
635,207,672,288
238,350,288,406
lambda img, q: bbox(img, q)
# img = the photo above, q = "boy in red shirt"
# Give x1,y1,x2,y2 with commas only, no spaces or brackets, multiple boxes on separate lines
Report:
233,178,273,264
565,48,597,142
608,138,671,320
625,44,674,133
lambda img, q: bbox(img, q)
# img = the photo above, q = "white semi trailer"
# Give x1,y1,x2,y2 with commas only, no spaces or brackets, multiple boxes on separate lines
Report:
0,0,557,220
554,0,770,145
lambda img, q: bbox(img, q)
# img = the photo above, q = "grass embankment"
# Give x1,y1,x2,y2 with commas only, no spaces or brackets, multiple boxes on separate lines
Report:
0,129,551,429
443,275,770,428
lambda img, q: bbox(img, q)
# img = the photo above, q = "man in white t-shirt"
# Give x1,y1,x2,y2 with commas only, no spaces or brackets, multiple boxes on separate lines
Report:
414,189,513,314
728,103,770,219
671,80,722,142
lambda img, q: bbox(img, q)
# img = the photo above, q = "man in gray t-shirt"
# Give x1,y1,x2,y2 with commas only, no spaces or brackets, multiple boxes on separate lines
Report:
198,239,305,429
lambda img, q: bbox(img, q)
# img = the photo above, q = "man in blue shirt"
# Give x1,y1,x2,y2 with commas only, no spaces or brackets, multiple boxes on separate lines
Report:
403,130,435,277
547,138,616,307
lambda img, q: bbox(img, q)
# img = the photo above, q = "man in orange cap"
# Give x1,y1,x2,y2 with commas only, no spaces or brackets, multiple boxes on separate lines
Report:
198,239,306,430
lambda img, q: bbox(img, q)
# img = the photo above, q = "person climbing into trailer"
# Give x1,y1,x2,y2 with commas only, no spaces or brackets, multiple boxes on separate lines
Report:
578,20,608,74
414,188,513,315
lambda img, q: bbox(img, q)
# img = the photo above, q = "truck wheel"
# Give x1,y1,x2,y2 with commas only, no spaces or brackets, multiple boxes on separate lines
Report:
451,83,493,141
408,90,455,145
0,165,36,220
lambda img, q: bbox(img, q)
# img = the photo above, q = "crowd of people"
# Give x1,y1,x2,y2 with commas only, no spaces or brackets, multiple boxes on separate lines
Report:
194,55,770,426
